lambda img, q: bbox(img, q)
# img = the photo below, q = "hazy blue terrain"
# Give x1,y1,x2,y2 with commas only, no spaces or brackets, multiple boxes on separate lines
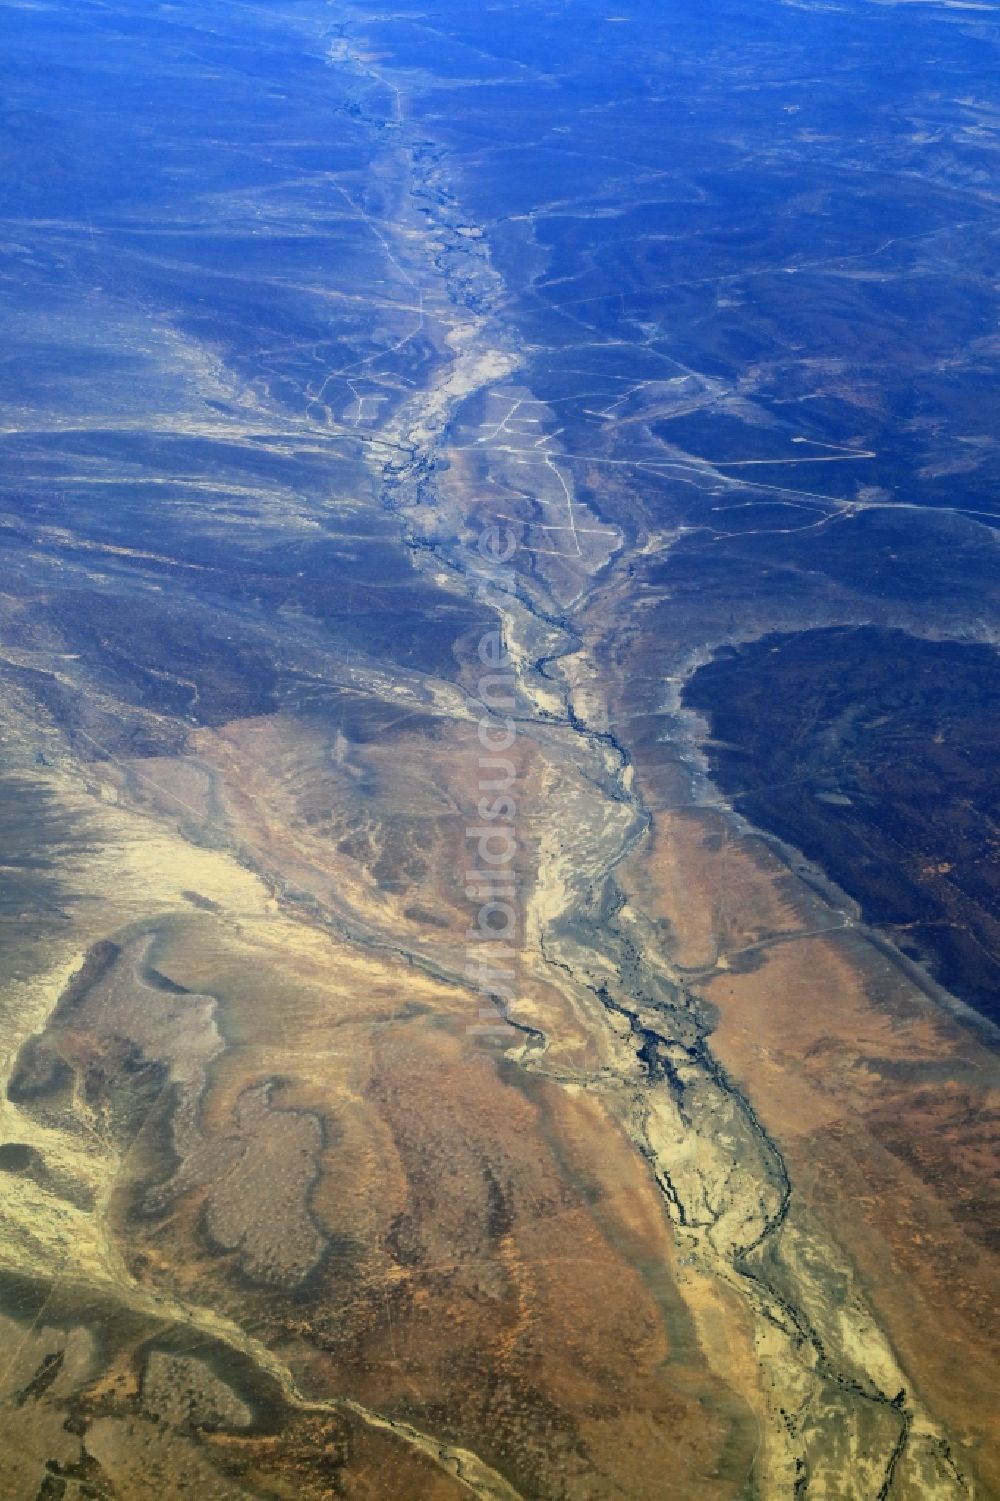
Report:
0,2,998,1497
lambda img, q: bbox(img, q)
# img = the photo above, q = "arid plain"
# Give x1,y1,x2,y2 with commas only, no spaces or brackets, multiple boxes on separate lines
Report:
0,0,998,1498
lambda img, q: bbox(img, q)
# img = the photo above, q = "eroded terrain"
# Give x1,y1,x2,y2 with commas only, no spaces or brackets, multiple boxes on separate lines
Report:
0,0,998,1497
